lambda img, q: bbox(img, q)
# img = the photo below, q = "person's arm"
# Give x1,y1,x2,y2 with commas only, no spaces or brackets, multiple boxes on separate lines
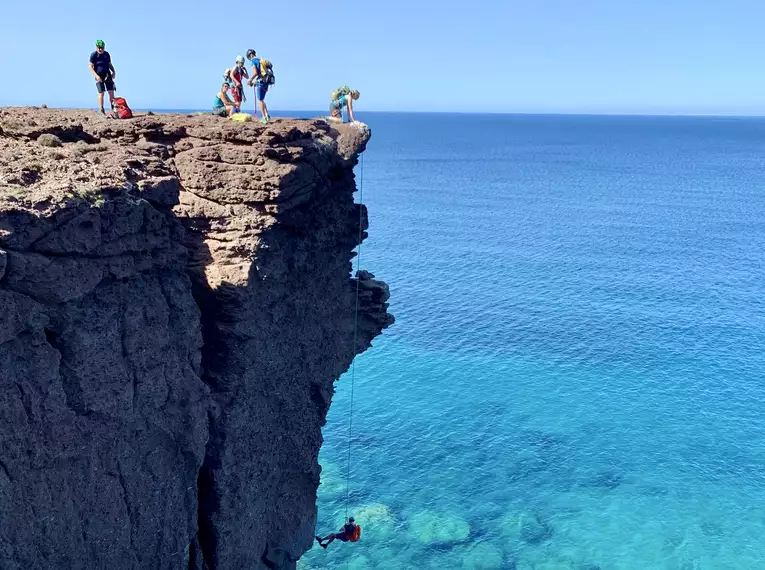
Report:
109,61,116,79
89,54,100,80
347,96,355,122
248,61,260,86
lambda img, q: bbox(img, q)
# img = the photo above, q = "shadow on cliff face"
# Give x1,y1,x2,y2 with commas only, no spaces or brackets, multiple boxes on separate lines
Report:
171,122,393,570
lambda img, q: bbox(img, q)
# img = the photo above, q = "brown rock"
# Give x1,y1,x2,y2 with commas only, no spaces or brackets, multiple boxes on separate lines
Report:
0,107,393,570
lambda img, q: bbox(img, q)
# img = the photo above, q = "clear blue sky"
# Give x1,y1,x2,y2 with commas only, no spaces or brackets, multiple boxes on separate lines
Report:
1,0,763,114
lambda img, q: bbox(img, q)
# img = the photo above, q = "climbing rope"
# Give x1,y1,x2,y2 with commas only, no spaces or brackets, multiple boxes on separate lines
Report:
344,152,364,520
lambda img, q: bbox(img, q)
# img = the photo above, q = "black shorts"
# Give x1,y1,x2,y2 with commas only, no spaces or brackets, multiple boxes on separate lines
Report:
96,77,115,93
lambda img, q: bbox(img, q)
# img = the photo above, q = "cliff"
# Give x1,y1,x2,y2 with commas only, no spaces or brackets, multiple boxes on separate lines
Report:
0,107,393,570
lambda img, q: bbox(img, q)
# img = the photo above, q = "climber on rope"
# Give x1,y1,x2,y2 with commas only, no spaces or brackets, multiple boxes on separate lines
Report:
315,517,361,549
329,87,360,123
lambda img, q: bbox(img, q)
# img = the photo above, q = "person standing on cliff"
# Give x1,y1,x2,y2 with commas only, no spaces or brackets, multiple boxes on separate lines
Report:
89,40,116,115
315,517,361,548
246,49,271,124
230,55,248,113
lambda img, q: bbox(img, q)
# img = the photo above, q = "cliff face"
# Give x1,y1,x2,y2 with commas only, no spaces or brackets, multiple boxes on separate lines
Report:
0,108,393,570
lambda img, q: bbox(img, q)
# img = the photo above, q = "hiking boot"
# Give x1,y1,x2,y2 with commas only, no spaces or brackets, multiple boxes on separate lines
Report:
100,108,105,115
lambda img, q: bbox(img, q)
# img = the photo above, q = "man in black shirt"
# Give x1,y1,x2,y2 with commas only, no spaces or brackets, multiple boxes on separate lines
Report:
315,517,360,549
89,40,116,114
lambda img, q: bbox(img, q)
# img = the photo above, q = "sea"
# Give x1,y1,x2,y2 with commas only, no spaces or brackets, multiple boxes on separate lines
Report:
281,111,765,569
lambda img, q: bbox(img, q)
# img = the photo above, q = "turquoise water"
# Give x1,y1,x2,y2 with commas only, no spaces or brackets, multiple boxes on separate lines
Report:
300,114,765,569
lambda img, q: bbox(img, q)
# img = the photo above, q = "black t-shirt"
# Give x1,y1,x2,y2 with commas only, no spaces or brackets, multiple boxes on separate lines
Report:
90,50,112,78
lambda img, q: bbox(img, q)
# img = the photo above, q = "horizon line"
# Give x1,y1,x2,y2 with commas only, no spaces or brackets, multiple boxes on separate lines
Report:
3,105,765,119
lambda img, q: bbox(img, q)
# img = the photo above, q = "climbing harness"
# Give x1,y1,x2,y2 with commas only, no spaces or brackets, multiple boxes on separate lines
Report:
344,152,364,520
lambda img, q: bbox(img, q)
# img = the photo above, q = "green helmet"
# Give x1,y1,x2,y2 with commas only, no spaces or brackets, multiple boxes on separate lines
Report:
95,40,105,48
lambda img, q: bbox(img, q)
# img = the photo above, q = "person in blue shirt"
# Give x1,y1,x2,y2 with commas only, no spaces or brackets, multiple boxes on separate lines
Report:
246,49,271,124
88,40,116,114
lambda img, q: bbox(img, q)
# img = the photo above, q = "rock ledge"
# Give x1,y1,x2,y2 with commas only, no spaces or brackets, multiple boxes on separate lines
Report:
0,107,393,570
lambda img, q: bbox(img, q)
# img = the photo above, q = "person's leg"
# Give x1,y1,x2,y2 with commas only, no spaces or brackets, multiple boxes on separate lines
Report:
252,84,260,119
233,87,242,113
97,81,105,111
105,79,116,109
256,85,268,123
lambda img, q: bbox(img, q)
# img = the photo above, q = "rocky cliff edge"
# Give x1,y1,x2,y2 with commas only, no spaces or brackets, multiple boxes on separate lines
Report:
0,107,393,570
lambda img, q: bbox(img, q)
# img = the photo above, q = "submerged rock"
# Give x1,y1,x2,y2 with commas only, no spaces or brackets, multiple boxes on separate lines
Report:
410,510,471,546
500,512,554,545
458,542,504,570
580,470,624,490
353,503,399,541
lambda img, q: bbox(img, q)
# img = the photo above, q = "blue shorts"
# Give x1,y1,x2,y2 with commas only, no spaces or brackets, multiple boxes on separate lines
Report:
255,83,268,101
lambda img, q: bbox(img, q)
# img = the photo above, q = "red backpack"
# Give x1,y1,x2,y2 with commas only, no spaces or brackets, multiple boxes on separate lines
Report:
113,97,133,119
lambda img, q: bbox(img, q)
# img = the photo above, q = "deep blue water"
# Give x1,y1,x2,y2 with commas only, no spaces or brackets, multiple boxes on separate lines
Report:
297,113,765,569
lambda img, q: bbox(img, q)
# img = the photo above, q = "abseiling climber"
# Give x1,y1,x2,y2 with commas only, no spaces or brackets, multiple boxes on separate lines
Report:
315,517,361,549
